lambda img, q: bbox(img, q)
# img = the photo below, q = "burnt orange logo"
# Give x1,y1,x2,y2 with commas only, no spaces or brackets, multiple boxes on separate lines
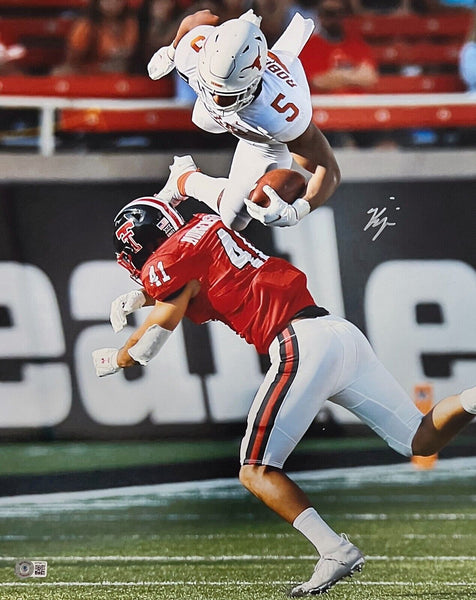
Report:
243,51,262,72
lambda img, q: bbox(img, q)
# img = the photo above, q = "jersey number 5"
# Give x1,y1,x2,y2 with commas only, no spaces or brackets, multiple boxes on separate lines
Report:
271,93,299,122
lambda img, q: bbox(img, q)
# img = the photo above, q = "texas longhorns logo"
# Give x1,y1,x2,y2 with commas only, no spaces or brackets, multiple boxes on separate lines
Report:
242,50,262,73
116,219,142,253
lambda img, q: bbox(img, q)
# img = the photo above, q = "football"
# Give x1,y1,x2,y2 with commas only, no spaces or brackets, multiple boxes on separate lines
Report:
249,169,307,208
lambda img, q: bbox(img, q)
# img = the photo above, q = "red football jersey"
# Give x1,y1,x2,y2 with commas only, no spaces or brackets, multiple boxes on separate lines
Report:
141,214,316,354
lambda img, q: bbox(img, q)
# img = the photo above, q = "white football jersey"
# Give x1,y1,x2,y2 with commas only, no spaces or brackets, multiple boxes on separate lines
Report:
174,25,313,145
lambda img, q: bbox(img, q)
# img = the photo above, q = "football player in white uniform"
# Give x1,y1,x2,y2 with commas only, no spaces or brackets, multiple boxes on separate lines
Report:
147,9,340,230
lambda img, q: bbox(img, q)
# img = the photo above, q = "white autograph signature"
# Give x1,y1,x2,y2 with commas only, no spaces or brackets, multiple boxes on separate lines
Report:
364,206,400,241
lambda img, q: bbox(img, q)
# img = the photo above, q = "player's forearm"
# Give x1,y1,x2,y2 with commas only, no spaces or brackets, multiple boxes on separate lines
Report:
117,281,199,368
148,10,219,80
172,9,219,48
301,164,340,211
289,124,341,211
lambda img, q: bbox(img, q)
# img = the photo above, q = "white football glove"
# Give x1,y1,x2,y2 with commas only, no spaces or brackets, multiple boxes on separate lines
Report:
92,348,120,377
110,290,146,333
244,185,310,227
147,44,176,80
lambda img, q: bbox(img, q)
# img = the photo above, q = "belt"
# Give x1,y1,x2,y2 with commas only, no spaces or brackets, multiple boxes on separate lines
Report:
291,305,329,321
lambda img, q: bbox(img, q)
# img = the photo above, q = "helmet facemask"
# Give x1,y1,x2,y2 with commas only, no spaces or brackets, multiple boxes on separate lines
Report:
197,76,262,116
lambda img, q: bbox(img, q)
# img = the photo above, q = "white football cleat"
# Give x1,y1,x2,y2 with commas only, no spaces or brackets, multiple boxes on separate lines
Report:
154,155,199,206
291,535,365,596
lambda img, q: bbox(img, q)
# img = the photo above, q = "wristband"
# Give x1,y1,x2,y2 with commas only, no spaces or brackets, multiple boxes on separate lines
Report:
293,197,311,220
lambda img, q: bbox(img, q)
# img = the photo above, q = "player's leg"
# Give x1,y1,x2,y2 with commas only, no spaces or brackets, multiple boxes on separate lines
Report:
158,142,293,228
330,320,475,458
239,465,313,523
218,140,293,230
411,388,475,456
155,154,227,213
239,317,365,595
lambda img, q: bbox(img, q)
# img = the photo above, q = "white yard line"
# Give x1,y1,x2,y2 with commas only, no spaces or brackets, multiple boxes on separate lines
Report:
1,555,475,562
0,456,475,512
0,580,476,588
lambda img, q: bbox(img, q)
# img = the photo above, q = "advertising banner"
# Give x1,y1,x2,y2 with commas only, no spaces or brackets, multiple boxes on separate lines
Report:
0,178,474,438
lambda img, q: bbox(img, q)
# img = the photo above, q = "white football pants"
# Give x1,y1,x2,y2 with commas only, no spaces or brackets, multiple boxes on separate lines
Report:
240,315,424,468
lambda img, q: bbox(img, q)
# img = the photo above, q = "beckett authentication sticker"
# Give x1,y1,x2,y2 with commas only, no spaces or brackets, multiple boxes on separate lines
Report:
15,560,47,578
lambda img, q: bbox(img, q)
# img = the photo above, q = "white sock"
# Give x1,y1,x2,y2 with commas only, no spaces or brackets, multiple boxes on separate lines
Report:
460,387,476,415
184,172,228,214
293,507,344,556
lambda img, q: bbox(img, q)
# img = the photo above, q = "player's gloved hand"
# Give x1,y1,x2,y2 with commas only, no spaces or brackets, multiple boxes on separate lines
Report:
147,44,176,80
110,290,146,333
92,348,120,377
245,185,310,227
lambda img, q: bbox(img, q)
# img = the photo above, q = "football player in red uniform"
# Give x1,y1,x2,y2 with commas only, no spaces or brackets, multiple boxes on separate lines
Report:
147,9,340,231
94,197,476,596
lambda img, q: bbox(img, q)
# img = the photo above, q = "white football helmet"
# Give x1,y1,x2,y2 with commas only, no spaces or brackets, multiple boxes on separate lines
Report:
197,16,268,116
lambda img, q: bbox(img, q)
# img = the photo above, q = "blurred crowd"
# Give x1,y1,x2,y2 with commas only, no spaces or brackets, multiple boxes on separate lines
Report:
0,0,474,149
0,0,473,81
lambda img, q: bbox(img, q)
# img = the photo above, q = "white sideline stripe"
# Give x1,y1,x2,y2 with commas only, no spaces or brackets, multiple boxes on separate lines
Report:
1,581,476,588
1,456,476,506
1,555,475,562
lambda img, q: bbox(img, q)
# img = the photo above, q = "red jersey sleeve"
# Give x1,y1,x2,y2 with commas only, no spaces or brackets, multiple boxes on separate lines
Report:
141,248,199,302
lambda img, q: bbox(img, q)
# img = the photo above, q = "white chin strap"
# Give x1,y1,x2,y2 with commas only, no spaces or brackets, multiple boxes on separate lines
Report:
128,324,172,366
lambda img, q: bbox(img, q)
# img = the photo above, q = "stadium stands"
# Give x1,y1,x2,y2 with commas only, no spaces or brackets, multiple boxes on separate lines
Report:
0,74,173,97
56,96,476,134
0,8,474,150
371,41,461,67
346,12,472,40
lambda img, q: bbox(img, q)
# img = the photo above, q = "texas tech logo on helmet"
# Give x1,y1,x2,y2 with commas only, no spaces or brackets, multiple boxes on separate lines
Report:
113,196,184,282
115,219,143,253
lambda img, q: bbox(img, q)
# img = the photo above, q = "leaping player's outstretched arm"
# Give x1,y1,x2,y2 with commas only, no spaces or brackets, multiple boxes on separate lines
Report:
288,122,341,211
148,10,219,80
172,10,220,49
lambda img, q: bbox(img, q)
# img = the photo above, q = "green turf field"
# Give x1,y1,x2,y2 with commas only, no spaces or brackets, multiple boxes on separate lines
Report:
0,437,391,476
0,457,475,600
